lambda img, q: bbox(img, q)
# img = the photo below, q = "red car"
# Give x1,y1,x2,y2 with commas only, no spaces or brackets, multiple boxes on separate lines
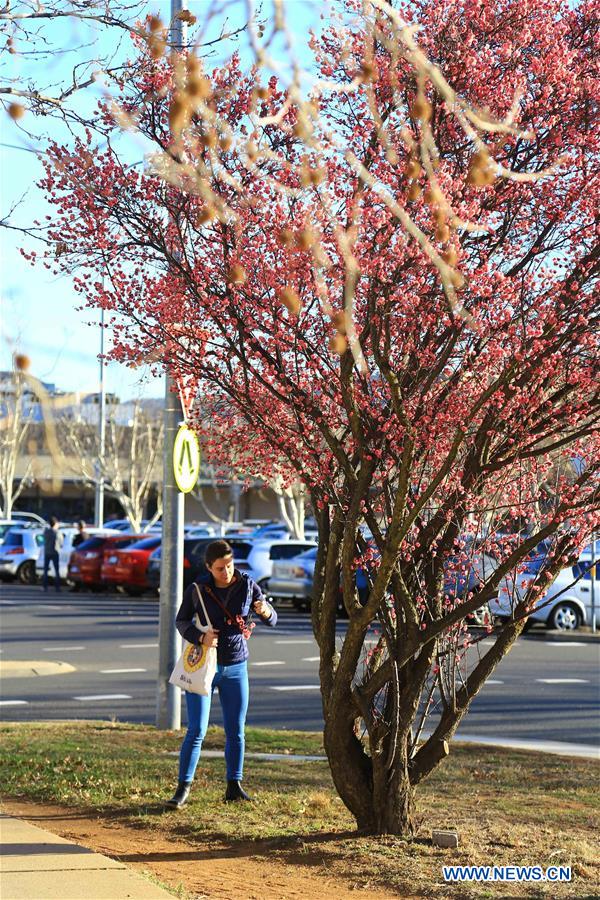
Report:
68,534,141,589
111,536,161,595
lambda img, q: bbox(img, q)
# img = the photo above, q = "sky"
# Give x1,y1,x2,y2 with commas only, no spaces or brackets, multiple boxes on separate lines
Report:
0,0,328,401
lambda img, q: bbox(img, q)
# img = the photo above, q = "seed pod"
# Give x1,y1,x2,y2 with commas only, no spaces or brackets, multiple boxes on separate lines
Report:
196,206,216,225
309,167,325,186
405,157,422,179
149,37,166,59
411,95,432,122
14,353,30,372
360,61,379,83
467,149,496,187
169,95,188,135
201,130,217,149
178,9,197,24
246,141,258,161
279,286,302,315
434,208,446,227
436,224,451,243
8,103,25,121
278,228,294,247
329,333,348,355
441,247,458,267
256,85,269,100
296,228,316,250
186,53,200,74
407,181,421,201
187,76,211,100
331,310,347,334
148,15,162,32
424,185,443,205
227,264,247,285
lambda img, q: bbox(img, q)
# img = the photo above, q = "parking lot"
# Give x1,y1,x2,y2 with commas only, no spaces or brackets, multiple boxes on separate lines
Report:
1,582,598,751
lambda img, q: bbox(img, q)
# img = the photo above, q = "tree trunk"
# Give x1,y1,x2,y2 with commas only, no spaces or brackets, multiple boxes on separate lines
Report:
371,741,416,836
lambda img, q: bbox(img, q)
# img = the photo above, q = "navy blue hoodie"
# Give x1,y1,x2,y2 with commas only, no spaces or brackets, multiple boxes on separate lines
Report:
175,569,277,665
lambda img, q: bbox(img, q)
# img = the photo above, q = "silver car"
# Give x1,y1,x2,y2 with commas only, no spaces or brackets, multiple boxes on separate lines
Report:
0,528,44,583
490,541,600,631
268,546,318,610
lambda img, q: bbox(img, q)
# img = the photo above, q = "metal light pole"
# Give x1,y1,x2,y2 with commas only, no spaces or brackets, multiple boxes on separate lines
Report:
93,304,106,527
156,0,187,731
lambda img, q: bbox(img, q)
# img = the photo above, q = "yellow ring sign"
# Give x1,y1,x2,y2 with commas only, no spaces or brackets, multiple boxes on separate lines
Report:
173,424,201,493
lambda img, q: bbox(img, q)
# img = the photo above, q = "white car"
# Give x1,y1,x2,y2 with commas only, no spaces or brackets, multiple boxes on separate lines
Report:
233,538,318,589
35,527,121,582
490,542,599,631
0,515,46,545
0,528,45,582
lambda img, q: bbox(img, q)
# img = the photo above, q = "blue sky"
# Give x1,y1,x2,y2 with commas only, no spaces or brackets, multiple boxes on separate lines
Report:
0,0,327,400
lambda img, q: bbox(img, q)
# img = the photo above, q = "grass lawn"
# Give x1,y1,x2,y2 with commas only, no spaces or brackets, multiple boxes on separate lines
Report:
0,721,598,898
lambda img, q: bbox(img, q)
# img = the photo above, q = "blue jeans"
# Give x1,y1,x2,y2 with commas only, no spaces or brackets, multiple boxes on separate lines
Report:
178,660,249,784
43,551,60,591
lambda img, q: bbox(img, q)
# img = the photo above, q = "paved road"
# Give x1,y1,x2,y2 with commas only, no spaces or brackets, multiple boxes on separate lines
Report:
1,583,598,747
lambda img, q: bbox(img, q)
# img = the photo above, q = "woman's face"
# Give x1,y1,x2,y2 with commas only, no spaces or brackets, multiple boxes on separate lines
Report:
207,555,235,587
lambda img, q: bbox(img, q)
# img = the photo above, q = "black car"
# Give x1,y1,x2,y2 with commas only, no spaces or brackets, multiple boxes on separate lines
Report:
147,537,254,591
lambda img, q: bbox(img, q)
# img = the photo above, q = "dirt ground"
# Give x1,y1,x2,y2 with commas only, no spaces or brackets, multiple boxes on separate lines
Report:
2,798,406,900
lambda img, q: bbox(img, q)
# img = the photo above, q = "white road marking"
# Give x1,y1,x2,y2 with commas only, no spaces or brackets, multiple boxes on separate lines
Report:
274,640,314,645
42,646,85,652
0,699,28,706
485,680,504,685
119,643,158,648
302,656,320,662
250,661,286,667
544,642,585,648
270,685,320,691
536,678,589,684
0,600,16,605
73,694,132,701
100,668,147,674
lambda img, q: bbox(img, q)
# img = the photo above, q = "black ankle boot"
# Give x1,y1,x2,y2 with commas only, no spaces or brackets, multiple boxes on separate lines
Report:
166,781,192,808
224,780,251,802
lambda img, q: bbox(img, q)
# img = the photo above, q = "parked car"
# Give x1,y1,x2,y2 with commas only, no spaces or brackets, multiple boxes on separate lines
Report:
0,528,44,583
491,541,599,631
0,516,46,546
147,537,218,591
100,535,155,589
444,539,498,627
68,534,143,589
109,535,162,595
269,546,318,610
102,518,161,533
35,527,120,583
184,525,217,539
234,539,318,589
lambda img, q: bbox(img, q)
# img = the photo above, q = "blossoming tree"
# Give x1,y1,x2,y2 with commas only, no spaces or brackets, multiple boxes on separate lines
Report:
31,0,599,835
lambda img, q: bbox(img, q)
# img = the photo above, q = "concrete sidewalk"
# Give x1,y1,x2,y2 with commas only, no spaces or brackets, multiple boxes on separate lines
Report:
0,813,173,900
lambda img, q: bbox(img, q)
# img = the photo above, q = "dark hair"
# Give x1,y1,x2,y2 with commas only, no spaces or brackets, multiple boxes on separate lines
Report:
77,520,86,529
49,515,59,527
205,540,234,567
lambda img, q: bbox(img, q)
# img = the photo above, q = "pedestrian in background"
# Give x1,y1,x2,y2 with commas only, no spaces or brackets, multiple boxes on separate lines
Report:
72,520,89,548
42,515,63,592
166,539,277,808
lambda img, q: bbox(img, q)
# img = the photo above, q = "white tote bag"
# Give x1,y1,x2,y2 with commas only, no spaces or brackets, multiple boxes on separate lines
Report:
169,585,217,695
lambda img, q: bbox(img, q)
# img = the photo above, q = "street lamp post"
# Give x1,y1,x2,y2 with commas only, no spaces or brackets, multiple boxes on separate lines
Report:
155,0,187,731
93,303,106,527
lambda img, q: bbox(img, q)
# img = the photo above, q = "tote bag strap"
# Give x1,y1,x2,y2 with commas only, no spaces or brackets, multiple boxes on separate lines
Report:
193,583,213,631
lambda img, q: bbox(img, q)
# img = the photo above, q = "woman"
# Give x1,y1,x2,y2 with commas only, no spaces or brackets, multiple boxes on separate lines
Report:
167,539,277,807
